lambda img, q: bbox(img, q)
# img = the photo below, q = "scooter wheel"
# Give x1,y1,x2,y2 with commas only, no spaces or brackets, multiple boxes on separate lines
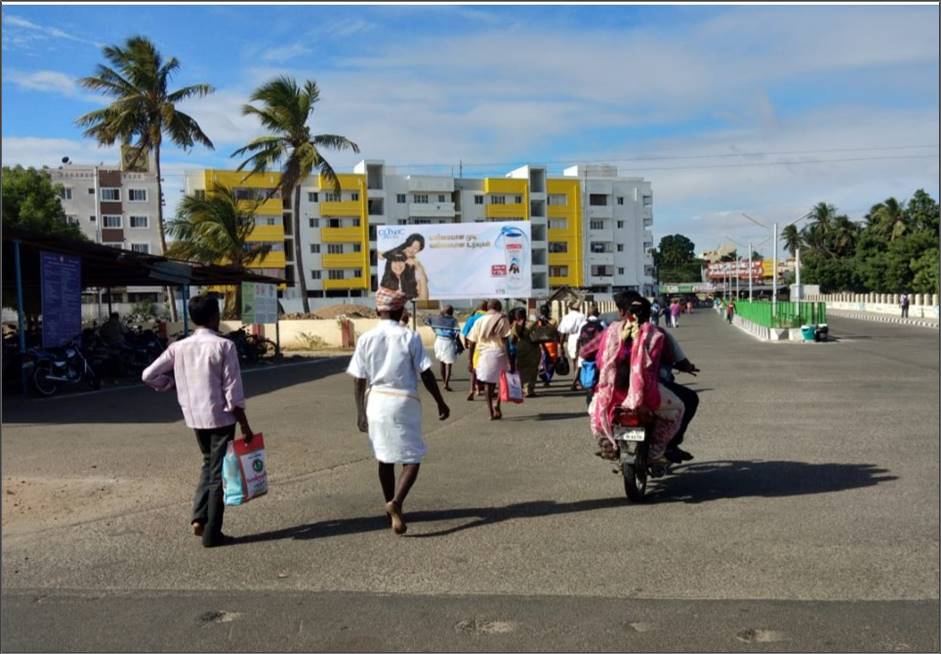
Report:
622,460,647,501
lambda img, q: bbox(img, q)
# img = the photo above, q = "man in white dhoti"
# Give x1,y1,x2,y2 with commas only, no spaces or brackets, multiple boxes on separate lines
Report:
348,288,450,535
466,299,512,420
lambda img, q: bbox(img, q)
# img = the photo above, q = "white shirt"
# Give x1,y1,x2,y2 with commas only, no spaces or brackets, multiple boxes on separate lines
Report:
347,320,432,393
558,310,587,337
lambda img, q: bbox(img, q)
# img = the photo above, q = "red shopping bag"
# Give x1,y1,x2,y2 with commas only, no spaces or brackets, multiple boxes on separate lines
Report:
499,371,524,404
222,434,268,505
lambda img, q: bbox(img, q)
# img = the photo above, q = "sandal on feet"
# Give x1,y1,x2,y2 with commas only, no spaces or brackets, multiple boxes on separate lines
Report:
385,501,407,535
192,521,205,537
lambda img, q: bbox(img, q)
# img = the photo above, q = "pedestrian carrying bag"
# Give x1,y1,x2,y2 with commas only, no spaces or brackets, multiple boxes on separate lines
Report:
222,434,268,506
554,357,571,376
499,370,525,404
579,360,598,390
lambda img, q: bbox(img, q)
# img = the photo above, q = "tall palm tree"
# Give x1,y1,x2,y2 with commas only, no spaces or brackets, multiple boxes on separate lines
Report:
166,184,272,318
781,224,803,257
831,214,860,257
866,197,908,241
76,35,215,320
802,202,840,257
232,76,360,315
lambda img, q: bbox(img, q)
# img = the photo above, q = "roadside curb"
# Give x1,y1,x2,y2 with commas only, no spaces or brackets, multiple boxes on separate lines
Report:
826,310,939,330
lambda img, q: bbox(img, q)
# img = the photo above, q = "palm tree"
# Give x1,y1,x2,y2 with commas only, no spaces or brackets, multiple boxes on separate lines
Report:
166,184,272,317
232,76,360,315
781,224,802,257
802,202,840,257
76,35,215,321
866,197,908,241
831,215,860,257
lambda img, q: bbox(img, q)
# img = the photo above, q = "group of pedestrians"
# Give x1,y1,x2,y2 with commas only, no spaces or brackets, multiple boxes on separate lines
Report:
144,288,701,543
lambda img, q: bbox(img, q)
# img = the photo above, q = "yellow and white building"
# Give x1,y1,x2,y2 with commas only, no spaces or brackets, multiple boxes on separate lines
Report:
185,161,654,308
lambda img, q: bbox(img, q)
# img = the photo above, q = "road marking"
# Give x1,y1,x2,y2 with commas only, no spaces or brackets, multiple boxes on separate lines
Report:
736,628,788,643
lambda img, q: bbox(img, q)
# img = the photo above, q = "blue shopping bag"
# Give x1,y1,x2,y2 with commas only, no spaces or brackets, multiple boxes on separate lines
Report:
579,360,598,390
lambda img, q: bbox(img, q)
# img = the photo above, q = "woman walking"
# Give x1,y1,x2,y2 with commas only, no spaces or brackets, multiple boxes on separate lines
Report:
669,299,681,328
466,300,512,419
508,307,541,398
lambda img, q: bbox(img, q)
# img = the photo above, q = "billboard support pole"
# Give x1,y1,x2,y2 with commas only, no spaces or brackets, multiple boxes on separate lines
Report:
411,300,417,331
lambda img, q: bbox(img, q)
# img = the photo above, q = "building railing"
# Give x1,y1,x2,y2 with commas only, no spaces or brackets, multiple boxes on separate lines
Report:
730,300,827,328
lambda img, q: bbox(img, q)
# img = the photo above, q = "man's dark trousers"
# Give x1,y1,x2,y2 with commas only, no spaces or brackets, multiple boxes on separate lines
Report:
192,424,235,546
663,380,699,447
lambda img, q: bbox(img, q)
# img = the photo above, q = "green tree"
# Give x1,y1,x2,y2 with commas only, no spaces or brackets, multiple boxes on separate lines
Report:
905,189,940,234
2,166,86,240
910,248,939,295
76,35,215,320
233,76,360,314
656,234,696,267
781,224,802,257
166,184,273,318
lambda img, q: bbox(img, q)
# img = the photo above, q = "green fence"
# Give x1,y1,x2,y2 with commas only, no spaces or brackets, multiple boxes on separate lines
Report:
728,300,827,328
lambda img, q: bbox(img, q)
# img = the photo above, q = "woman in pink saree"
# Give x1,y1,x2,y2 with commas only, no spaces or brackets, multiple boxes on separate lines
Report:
588,292,684,464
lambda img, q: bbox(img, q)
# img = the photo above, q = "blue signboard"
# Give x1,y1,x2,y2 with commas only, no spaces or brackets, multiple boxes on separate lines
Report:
40,251,82,348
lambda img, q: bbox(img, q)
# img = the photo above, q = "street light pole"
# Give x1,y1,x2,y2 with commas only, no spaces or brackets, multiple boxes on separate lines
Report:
748,241,753,302
772,222,778,320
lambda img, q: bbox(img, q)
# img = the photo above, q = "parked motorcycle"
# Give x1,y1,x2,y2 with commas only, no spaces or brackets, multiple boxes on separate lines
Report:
30,339,100,396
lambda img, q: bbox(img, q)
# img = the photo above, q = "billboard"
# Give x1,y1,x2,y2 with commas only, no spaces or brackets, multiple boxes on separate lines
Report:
706,260,763,280
241,282,279,324
376,221,532,300
40,251,82,348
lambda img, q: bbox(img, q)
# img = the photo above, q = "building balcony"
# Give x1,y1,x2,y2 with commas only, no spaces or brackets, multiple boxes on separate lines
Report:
321,226,364,243
483,178,527,194
247,224,285,242
322,252,366,268
409,202,455,217
321,200,362,217
249,251,286,268
484,204,527,220
324,276,369,291
547,204,575,219
587,204,613,218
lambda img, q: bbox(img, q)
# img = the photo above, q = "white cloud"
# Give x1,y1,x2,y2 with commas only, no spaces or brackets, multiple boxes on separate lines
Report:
2,13,104,49
7,69,103,103
260,43,311,63
1,136,118,168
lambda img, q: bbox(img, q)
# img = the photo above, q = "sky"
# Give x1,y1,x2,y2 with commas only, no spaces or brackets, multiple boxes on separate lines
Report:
2,3,939,256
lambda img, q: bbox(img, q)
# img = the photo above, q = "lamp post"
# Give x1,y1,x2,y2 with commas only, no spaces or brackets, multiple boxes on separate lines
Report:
742,213,779,319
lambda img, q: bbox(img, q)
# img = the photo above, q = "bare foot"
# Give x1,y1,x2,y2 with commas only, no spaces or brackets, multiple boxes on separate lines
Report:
385,501,406,535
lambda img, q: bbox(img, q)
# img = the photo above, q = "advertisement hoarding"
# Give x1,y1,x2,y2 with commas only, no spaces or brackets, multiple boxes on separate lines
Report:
706,260,764,280
241,283,278,324
40,251,82,347
376,221,532,300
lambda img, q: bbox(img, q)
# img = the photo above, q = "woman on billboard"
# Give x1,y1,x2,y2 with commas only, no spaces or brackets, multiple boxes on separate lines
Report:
379,233,429,301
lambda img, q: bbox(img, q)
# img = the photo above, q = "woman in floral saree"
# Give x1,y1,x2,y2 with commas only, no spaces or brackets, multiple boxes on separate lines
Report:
588,291,685,465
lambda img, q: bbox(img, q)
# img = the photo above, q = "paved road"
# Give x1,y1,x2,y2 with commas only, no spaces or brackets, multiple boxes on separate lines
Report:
2,312,938,651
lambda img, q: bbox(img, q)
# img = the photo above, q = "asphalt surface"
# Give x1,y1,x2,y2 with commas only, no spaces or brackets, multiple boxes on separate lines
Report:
2,312,938,651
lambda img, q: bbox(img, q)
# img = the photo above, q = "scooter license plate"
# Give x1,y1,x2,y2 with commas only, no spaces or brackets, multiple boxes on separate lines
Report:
616,427,646,442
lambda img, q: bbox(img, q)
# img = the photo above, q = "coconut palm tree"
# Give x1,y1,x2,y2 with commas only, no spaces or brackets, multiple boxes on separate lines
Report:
166,184,272,317
831,214,860,257
232,76,360,315
866,197,909,241
781,224,803,257
801,202,841,257
76,35,215,321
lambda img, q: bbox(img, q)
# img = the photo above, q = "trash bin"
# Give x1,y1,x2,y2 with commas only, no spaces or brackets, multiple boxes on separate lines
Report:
800,325,817,342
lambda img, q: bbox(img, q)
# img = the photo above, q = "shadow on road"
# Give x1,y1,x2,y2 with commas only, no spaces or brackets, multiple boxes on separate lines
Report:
1,357,349,425
236,459,895,543
648,459,897,503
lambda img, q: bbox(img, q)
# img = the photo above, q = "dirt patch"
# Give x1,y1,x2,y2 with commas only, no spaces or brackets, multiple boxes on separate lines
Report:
2,476,180,533
282,304,377,320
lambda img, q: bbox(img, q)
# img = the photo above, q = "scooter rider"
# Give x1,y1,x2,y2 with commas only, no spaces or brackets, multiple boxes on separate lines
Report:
657,328,700,463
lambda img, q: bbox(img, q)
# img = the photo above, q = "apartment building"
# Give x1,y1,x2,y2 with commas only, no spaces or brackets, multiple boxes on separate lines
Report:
183,160,654,303
49,149,165,303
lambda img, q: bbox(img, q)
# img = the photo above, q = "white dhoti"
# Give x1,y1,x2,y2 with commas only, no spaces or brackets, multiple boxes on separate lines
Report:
565,334,579,361
475,348,508,384
366,388,426,464
434,337,457,365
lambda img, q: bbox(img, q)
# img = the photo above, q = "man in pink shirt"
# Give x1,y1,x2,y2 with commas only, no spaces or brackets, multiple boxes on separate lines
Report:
142,294,253,548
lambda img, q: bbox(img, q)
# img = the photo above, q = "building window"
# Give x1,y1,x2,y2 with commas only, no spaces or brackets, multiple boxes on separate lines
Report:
548,241,568,253
310,244,320,253
309,218,320,228
618,267,625,275
549,265,569,277
474,195,484,205
591,265,613,277
129,215,149,228
130,243,150,254
88,187,95,195
328,218,341,228
327,244,343,254
311,270,321,280
308,192,319,202
323,192,341,202
643,195,653,206
617,197,624,205
352,243,362,252
589,194,607,206
413,194,428,204
398,219,407,225
590,219,605,230
102,215,122,228
194,190,206,200
65,215,78,225
548,219,567,230
491,195,506,205
328,270,344,280
438,194,446,203
590,242,612,253
256,216,276,226
515,195,522,204
397,193,407,204
128,189,148,202
350,192,359,201
547,194,567,206
352,269,362,278
89,215,96,223
60,188,73,200
368,225,377,240
101,188,120,201
351,218,361,227
616,220,624,229
617,244,624,252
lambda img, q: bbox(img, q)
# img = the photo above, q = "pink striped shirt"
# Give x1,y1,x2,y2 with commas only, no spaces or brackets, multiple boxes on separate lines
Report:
142,328,245,429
